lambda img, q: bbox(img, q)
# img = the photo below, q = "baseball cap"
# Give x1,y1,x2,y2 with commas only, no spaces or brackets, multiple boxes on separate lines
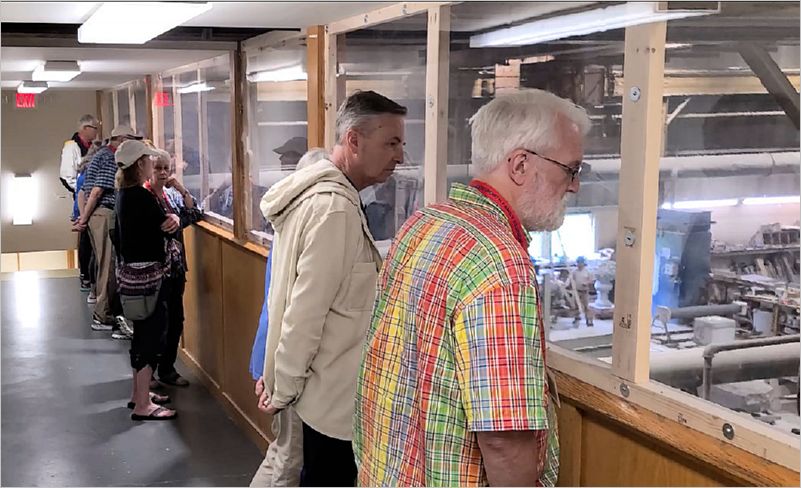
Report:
115,140,161,169
110,125,143,139
273,136,307,155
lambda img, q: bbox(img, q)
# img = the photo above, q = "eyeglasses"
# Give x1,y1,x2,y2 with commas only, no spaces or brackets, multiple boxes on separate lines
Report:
523,149,583,181
83,125,98,130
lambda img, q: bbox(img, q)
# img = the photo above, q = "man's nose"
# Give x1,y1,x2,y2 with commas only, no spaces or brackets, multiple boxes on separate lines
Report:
567,177,580,194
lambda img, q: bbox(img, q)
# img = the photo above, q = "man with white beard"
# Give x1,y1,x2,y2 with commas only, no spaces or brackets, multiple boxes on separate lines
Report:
354,89,589,487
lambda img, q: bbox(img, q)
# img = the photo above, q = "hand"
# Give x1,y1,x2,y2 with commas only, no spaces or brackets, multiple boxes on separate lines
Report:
72,220,87,232
257,389,282,415
255,377,265,397
161,214,180,233
166,176,186,194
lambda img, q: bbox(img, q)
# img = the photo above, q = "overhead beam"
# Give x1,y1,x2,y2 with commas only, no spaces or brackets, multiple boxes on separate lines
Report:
737,43,800,129
615,74,801,97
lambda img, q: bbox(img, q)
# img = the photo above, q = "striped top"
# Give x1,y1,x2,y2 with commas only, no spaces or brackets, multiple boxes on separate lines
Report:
354,182,558,487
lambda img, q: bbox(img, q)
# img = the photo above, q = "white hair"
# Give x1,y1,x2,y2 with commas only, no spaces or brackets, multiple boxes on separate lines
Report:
78,114,98,129
297,147,329,170
468,89,591,174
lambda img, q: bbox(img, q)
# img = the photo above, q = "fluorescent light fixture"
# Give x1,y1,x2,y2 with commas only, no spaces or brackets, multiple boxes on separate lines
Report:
17,81,48,94
247,66,308,83
470,2,717,48
671,199,738,210
177,82,215,94
742,196,799,206
32,61,81,82
11,175,35,225
78,2,212,44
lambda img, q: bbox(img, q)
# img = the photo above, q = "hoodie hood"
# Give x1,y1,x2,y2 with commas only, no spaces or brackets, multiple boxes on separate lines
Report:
261,159,363,232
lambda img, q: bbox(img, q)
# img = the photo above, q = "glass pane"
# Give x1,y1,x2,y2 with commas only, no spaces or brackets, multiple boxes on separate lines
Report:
200,57,233,222
448,2,622,356
177,70,201,205
116,87,130,127
132,79,148,138
650,3,800,435
245,36,308,237
340,13,427,242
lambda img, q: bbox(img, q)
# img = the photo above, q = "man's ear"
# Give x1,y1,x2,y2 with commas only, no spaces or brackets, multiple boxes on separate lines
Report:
508,150,528,186
346,129,359,152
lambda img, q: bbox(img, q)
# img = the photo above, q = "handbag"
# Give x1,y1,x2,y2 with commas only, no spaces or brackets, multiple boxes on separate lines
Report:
117,261,165,320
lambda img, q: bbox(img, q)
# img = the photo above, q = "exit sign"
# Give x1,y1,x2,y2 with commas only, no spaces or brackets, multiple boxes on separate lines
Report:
16,93,36,108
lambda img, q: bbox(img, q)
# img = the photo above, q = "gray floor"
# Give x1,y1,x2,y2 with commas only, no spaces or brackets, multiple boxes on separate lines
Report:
1,271,263,487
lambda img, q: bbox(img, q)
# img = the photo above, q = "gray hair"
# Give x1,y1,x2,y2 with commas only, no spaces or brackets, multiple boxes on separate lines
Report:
335,90,407,144
469,89,591,174
297,147,329,170
78,114,98,129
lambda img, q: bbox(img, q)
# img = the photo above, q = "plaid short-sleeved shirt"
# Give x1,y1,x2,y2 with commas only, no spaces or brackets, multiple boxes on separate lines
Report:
83,146,117,209
354,182,558,487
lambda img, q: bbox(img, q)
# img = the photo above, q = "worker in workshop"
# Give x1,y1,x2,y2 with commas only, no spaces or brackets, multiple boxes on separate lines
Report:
572,256,595,327
354,89,590,486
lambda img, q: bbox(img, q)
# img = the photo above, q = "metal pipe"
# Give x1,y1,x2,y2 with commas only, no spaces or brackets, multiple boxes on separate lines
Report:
669,303,742,321
701,334,800,400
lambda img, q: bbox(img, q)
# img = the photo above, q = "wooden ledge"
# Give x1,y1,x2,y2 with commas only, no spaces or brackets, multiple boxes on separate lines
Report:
194,220,270,259
555,370,800,486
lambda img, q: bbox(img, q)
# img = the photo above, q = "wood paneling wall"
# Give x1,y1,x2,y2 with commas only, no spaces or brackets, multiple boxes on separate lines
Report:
181,224,272,452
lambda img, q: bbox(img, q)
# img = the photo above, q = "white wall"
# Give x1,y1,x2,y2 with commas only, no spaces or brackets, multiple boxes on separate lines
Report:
1,89,98,253
710,203,799,244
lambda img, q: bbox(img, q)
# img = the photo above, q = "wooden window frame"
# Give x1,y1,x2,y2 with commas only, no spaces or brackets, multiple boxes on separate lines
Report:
320,1,800,474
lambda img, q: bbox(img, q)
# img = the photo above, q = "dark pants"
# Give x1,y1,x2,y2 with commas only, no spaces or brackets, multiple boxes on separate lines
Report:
130,278,171,371
300,422,357,487
78,230,95,285
158,276,185,378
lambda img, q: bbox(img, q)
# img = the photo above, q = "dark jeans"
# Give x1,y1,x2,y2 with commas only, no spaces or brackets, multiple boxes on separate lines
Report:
300,422,357,487
130,278,171,371
78,230,95,285
158,276,185,378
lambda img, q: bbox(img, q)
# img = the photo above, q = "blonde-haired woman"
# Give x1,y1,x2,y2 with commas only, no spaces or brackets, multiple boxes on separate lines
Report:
114,140,180,421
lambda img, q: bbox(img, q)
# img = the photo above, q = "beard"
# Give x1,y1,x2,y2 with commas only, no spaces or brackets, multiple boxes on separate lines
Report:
519,189,567,232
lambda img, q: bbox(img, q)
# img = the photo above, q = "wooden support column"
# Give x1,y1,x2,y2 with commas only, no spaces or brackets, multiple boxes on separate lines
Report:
128,84,137,132
307,25,326,149
611,22,666,384
152,76,165,148
323,27,341,151
423,5,450,206
95,91,104,139
231,45,250,241
172,76,184,180
112,90,119,127
198,68,210,202
145,75,154,140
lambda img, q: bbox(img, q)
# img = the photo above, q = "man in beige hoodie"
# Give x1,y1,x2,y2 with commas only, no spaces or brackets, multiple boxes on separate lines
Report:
257,90,407,486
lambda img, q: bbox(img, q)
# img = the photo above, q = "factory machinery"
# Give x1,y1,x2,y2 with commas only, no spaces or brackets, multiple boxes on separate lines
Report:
649,209,800,436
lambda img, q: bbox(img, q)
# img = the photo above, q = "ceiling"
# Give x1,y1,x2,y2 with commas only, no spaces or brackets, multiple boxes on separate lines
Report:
0,46,229,89
0,1,389,90
0,2,391,28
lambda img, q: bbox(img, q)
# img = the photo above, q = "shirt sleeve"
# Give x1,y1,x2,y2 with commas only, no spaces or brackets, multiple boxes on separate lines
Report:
452,283,549,433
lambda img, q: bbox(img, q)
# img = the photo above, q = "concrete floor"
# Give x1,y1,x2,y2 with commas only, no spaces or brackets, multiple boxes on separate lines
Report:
1,271,263,487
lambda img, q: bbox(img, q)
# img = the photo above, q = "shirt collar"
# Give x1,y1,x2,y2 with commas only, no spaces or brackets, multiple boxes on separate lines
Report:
449,181,531,250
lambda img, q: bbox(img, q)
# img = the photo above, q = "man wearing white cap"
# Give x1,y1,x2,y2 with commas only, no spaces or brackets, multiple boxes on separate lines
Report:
74,126,141,333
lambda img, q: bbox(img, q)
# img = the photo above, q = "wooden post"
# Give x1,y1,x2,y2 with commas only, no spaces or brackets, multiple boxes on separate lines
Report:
152,76,165,148
423,5,450,206
112,90,119,128
231,45,250,241
307,25,326,149
95,91,104,139
145,75,154,140
172,76,184,180
323,27,339,151
611,22,666,384
198,68,210,202
128,84,137,133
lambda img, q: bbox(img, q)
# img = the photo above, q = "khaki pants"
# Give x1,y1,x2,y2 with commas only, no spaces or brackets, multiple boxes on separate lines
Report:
250,406,303,487
87,207,115,323
575,289,594,325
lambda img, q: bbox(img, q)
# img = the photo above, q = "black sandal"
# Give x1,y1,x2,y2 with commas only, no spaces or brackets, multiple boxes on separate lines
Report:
131,406,177,421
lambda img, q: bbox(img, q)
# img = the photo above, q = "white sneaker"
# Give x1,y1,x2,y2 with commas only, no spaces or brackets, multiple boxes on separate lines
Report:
87,292,97,305
111,329,132,340
116,316,134,336
91,318,113,331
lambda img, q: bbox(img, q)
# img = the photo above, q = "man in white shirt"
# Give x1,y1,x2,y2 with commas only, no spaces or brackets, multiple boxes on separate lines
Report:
60,114,99,193
572,256,595,327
